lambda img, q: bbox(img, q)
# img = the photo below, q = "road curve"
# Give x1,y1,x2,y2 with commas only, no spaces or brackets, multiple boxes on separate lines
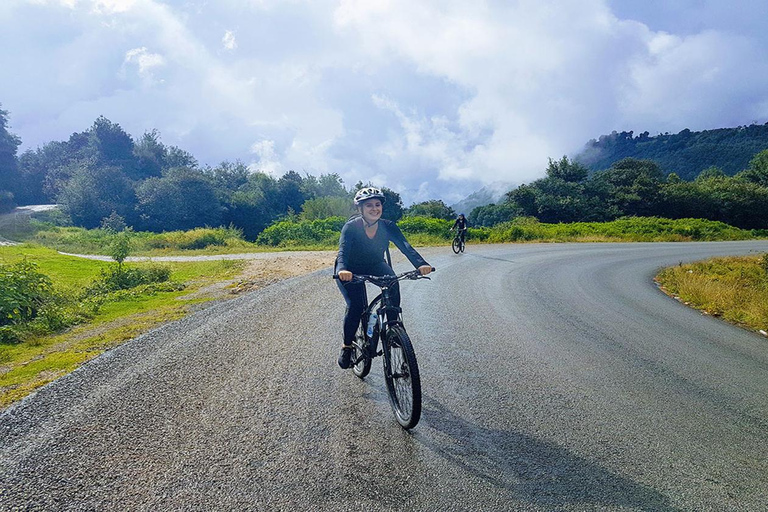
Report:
2,241,768,511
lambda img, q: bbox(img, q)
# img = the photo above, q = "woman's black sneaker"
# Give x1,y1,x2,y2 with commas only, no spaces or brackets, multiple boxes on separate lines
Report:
338,345,353,369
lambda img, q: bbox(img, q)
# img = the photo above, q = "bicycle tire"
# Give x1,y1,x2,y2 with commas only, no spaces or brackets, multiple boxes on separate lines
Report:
452,237,461,254
460,239,465,253
352,322,372,378
383,325,422,429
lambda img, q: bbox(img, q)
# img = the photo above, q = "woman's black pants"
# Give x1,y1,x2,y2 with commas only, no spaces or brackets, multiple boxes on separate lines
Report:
336,262,400,345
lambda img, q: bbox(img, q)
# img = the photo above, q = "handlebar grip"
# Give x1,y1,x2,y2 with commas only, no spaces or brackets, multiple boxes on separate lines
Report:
332,274,339,280
431,267,436,272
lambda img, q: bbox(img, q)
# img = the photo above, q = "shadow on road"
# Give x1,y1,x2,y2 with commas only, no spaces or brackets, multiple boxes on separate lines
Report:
415,398,681,512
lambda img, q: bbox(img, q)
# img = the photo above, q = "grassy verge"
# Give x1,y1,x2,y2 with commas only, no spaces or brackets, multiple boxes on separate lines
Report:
655,254,768,335
2,215,763,256
0,244,245,407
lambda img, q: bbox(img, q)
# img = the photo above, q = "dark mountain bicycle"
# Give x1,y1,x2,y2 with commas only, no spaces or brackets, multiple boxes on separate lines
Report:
333,268,434,429
451,229,466,254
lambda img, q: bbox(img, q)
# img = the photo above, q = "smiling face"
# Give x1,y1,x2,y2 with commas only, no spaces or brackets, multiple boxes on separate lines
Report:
359,198,383,224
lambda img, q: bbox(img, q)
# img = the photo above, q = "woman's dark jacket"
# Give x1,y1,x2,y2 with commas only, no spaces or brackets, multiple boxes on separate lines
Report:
336,217,428,274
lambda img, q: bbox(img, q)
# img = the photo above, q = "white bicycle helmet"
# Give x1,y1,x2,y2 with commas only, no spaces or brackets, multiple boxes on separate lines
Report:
353,186,386,205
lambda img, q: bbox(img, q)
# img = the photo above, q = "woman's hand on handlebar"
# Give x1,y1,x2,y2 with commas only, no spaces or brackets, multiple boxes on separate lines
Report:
418,265,432,276
338,270,353,282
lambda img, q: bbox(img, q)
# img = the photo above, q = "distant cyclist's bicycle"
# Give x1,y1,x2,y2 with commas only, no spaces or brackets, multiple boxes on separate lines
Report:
451,229,466,254
334,268,434,429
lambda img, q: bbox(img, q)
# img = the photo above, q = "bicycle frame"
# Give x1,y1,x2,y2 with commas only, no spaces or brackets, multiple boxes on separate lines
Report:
359,286,402,362
335,269,432,362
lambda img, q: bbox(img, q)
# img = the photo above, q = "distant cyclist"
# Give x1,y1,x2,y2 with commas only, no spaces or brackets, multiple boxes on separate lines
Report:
451,213,468,244
335,187,432,369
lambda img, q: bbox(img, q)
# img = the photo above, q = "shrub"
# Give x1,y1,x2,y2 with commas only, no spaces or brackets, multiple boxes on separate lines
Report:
100,212,127,232
0,260,52,327
87,264,172,295
144,227,245,250
109,229,132,267
257,217,346,246
397,217,453,239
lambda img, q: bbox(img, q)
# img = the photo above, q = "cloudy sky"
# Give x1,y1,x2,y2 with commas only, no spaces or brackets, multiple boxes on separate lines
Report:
2,0,768,205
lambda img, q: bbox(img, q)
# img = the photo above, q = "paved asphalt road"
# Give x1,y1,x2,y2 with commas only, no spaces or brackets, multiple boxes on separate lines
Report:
2,242,768,511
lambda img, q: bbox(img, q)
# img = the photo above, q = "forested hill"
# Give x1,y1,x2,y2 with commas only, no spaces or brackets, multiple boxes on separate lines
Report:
575,123,768,180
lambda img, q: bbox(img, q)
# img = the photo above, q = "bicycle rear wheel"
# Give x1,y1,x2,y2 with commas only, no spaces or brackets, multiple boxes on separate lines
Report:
352,322,372,378
383,325,422,429
460,238,465,253
452,237,461,254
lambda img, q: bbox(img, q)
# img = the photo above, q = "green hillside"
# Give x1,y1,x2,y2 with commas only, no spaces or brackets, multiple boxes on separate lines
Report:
575,124,768,180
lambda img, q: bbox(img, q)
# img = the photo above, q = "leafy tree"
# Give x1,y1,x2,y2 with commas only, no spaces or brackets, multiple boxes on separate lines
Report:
301,173,348,198
164,146,198,170
223,171,284,239
735,149,768,187
695,166,726,181
380,187,404,221
405,200,456,220
44,157,94,199
278,170,307,213
135,168,222,231
16,144,65,204
591,158,663,217
132,129,165,180
545,156,589,182
469,202,520,227
532,178,590,223
58,165,137,228
506,184,539,217
0,105,21,204
88,116,135,170
109,228,133,271
100,211,127,232
204,160,250,204
300,196,353,220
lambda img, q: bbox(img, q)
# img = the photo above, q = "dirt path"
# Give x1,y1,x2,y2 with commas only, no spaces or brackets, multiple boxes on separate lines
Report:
192,251,338,299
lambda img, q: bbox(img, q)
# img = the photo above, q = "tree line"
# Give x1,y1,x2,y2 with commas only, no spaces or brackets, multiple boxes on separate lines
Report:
0,105,414,238
3,103,768,233
470,154,768,230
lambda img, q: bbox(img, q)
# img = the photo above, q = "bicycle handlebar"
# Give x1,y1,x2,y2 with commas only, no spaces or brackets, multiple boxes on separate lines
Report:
333,268,436,285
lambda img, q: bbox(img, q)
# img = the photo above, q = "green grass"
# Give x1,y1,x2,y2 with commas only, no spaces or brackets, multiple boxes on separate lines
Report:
2,222,263,256
0,245,245,407
656,254,768,333
0,244,112,287
486,216,754,243
4,215,762,257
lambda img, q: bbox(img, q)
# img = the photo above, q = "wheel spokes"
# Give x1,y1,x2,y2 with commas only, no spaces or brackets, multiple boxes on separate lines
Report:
389,347,413,416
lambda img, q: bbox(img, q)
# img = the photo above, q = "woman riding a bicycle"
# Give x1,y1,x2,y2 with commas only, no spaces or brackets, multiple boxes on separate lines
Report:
335,187,432,369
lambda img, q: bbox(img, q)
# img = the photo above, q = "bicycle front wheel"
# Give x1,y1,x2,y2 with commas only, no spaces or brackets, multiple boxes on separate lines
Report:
383,325,422,429
452,237,461,254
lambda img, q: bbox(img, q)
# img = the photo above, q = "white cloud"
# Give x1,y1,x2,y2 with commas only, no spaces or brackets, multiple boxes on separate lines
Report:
92,0,138,13
123,47,165,77
249,139,283,176
3,0,768,204
222,30,237,50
